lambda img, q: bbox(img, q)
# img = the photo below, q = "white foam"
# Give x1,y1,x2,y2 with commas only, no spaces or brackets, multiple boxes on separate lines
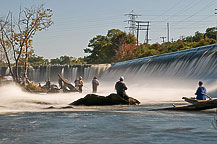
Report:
0,79,216,114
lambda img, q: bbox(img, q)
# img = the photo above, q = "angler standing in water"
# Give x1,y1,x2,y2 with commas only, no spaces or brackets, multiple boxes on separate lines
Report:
195,81,207,100
78,76,83,93
115,76,129,100
92,76,99,93
74,78,79,89
45,78,51,90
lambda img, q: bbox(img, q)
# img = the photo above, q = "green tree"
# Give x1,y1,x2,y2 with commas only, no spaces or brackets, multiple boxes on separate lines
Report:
205,27,217,40
84,35,111,64
50,58,60,65
28,55,46,65
60,56,71,65
84,29,136,64
183,31,204,42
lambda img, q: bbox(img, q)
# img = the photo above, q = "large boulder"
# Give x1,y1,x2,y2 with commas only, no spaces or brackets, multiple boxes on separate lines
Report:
70,93,140,106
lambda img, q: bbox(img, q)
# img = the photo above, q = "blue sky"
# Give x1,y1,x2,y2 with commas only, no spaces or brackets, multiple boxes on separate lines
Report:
1,0,217,59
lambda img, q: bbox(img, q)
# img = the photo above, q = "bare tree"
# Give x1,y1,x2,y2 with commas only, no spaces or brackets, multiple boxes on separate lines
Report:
0,5,53,82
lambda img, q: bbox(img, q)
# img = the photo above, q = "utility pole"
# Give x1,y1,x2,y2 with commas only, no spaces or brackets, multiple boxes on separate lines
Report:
160,36,166,43
167,22,170,42
136,22,140,45
125,10,141,36
144,21,150,44
135,21,150,45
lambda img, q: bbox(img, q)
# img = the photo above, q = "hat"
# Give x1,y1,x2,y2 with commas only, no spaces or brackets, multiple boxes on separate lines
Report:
119,76,124,81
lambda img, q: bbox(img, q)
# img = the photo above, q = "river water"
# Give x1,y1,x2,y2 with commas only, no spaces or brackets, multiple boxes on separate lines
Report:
0,105,217,144
0,82,217,144
1,44,217,143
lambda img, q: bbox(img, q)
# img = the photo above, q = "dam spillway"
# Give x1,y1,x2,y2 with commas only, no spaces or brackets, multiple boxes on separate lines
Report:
1,44,217,85
100,44,217,83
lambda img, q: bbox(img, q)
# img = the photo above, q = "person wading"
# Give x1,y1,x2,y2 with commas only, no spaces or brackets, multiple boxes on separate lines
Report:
45,78,51,90
92,76,99,93
74,78,79,89
115,76,129,100
78,76,83,93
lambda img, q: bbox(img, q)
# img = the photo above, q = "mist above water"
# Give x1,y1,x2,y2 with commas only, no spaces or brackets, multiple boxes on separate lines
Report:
1,78,216,114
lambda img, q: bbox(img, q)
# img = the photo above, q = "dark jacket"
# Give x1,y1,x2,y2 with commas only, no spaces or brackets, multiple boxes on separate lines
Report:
115,81,127,95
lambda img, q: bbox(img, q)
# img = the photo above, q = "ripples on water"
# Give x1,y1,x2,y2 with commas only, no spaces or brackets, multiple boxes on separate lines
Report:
0,105,217,144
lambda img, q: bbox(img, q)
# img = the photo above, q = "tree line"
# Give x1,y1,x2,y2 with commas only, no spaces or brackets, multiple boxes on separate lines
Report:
27,55,85,65
84,28,217,64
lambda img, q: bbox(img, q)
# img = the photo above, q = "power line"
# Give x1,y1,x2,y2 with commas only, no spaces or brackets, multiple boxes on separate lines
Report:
150,0,183,21
161,0,199,22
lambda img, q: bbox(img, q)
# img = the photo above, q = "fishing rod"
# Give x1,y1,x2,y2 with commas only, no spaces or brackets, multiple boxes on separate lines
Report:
202,93,212,100
205,94,212,100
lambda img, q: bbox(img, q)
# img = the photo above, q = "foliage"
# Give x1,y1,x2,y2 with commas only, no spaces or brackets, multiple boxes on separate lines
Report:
28,55,48,65
84,27,217,64
84,29,136,64
50,58,60,65
50,56,86,65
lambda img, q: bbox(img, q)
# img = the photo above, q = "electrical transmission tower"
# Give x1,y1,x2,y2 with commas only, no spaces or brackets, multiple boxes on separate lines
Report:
125,10,150,45
125,10,141,36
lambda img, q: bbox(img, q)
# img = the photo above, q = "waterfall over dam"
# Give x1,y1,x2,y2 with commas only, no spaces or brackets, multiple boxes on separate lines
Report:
1,44,217,86
100,44,217,84
29,64,111,82
0,64,111,83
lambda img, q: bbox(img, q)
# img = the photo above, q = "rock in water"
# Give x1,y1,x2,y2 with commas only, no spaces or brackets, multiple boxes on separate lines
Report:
70,93,140,106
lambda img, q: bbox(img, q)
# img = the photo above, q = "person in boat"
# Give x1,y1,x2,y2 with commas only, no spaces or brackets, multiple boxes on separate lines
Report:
78,76,83,93
195,81,207,100
115,76,129,100
92,76,99,93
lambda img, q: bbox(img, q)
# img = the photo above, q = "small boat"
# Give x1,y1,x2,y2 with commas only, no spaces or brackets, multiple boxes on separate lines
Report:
157,97,217,111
